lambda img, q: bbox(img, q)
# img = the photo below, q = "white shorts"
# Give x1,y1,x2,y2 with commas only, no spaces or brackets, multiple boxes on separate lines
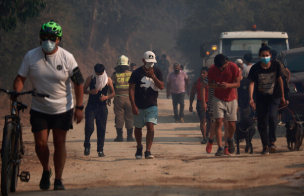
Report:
212,97,237,121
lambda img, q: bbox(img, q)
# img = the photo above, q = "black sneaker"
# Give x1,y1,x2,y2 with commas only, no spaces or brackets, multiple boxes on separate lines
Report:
98,151,105,157
39,168,52,190
215,147,224,156
135,145,143,159
201,138,207,144
269,143,277,153
261,146,269,155
54,179,65,190
227,139,235,154
144,151,154,159
84,147,90,156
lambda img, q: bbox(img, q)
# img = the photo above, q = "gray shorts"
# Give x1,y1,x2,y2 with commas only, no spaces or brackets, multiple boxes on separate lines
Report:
212,97,237,121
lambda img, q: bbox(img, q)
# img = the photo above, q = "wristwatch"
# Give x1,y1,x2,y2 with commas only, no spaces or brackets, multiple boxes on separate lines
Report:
75,105,84,110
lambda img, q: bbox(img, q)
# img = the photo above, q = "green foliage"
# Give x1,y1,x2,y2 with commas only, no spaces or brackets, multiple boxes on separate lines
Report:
0,0,46,32
177,0,304,73
0,0,188,89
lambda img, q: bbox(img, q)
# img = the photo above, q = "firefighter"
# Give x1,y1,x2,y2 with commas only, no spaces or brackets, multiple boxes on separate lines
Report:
111,55,134,141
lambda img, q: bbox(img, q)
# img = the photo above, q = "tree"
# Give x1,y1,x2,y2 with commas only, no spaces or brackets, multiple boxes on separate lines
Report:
0,0,46,32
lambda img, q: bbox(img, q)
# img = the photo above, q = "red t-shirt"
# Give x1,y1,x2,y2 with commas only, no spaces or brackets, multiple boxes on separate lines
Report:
208,62,239,102
196,78,209,103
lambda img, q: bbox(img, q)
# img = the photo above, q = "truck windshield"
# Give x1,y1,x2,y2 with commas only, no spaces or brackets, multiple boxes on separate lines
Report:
222,38,287,58
281,53,304,73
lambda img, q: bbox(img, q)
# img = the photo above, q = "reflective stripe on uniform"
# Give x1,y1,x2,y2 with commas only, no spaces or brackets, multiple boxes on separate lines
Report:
114,71,131,97
116,85,129,88
115,94,128,97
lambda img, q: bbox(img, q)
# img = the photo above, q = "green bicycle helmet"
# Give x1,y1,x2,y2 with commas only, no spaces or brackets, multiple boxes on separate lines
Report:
40,20,62,39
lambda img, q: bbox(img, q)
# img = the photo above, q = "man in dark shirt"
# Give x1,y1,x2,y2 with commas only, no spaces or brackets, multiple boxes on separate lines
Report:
129,51,164,159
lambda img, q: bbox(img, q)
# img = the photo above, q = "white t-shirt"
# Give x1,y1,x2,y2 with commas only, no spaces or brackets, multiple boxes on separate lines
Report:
18,46,78,114
243,64,253,78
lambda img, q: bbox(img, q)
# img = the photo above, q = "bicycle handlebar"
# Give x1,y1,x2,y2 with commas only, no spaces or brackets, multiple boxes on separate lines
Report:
0,88,49,98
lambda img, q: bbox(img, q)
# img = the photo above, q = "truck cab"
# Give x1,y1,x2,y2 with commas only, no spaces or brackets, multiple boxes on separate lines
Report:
201,26,289,67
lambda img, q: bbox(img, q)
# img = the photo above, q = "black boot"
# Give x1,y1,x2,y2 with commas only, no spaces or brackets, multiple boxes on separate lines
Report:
127,128,135,141
114,128,123,142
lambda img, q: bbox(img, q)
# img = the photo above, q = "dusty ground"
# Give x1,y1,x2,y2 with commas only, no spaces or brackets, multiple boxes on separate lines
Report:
0,91,304,196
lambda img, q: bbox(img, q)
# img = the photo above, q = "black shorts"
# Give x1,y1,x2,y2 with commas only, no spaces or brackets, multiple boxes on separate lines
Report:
30,109,73,133
196,100,210,121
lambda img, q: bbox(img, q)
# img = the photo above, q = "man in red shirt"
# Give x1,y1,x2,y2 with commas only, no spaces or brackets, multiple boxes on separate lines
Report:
208,54,241,156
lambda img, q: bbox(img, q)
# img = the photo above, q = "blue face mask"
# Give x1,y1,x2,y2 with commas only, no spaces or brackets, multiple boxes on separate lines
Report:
261,57,271,64
41,40,56,53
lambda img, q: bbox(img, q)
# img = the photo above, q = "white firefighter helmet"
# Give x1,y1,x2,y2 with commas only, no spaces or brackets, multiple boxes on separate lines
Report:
117,55,130,66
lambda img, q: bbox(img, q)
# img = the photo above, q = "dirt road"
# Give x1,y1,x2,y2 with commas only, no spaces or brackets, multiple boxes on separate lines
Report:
1,92,304,196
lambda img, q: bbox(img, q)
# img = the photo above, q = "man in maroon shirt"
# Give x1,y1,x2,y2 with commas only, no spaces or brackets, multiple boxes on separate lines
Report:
208,54,241,156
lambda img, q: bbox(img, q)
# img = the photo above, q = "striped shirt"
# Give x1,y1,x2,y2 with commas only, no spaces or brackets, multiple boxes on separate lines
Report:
204,76,214,107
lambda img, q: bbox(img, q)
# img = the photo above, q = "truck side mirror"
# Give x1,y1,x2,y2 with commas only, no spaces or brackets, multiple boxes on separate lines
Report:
200,44,206,58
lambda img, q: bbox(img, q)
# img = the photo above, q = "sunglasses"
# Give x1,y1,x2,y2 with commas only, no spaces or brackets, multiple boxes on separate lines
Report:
40,36,58,42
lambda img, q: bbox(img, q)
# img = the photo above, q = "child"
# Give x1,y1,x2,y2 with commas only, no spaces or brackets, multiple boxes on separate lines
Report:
189,67,210,144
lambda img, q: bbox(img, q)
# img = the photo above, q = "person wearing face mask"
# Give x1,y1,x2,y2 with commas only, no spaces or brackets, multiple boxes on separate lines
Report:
83,64,115,157
13,21,84,190
166,63,189,123
128,51,164,159
248,43,286,155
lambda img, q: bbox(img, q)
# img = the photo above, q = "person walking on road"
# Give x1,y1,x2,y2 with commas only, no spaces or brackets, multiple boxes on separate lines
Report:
248,44,287,154
242,53,253,78
129,51,164,159
130,63,137,72
83,64,115,157
271,49,290,125
111,55,134,142
235,59,244,70
189,67,210,144
13,21,84,190
208,54,241,156
167,63,189,123
203,74,217,153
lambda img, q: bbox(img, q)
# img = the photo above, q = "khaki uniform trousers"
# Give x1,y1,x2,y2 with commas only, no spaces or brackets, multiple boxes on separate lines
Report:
113,96,133,129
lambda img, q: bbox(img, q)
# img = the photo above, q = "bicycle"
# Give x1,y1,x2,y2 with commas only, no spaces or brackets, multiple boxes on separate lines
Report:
0,89,48,196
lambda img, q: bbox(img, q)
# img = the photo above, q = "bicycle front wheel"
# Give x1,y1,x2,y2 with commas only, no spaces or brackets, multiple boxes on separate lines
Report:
10,132,21,192
10,164,19,192
1,122,16,196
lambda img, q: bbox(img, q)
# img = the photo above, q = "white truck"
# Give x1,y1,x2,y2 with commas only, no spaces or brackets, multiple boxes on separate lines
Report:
200,26,289,67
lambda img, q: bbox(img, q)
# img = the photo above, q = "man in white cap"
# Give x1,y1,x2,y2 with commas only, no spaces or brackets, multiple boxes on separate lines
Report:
128,51,164,159
235,59,244,70
111,55,134,142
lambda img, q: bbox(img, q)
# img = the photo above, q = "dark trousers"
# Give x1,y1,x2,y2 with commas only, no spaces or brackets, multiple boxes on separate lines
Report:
256,94,280,147
84,104,108,151
172,93,185,119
